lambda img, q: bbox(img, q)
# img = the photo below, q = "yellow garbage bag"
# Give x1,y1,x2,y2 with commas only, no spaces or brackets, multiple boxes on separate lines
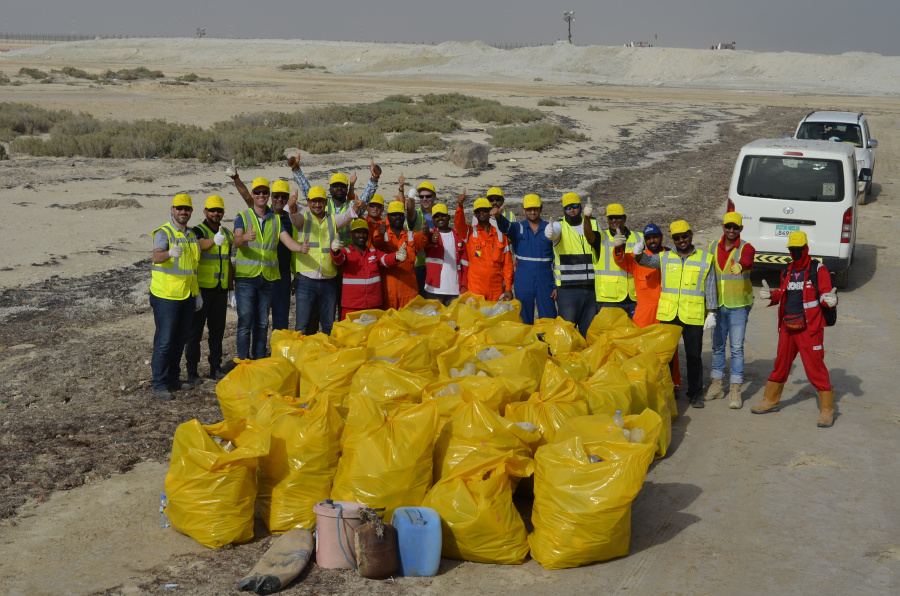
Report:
553,409,663,451
271,331,335,366
504,361,589,445
585,306,635,345
296,346,368,412
331,396,439,518
371,334,435,374
255,395,344,533
475,342,550,397
423,375,532,425
164,414,270,548
330,309,385,347
529,437,655,569
444,292,521,329
621,353,674,457
579,336,615,373
456,320,538,348
348,360,431,414
552,352,592,381
533,317,587,355
609,323,682,366
216,357,299,421
422,451,533,565
434,399,540,480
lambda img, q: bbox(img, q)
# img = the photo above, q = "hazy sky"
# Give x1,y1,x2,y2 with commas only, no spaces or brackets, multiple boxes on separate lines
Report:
5,0,900,56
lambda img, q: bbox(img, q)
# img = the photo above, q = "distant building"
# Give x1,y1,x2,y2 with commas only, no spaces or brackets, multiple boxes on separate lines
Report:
624,41,653,48
711,42,736,50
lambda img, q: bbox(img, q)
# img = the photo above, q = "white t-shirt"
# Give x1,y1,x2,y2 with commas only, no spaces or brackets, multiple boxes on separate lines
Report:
425,231,459,295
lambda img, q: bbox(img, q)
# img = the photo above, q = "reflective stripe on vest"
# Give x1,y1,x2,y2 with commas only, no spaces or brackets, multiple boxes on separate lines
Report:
657,249,712,326
594,229,641,302
343,276,381,286
150,222,199,300
235,209,280,281
709,239,753,308
196,222,232,289
293,212,338,278
553,220,596,287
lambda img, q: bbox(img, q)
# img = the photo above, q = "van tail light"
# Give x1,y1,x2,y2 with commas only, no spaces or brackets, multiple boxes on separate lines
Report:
726,199,735,213
841,207,853,243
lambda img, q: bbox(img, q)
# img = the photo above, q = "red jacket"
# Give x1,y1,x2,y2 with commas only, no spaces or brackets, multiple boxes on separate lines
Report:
331,246,398,310
769,257,834,333
424,228,468,293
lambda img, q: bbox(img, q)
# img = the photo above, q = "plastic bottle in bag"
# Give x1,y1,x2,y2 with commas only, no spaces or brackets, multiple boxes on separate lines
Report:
159,493,170,528
613,410,624,428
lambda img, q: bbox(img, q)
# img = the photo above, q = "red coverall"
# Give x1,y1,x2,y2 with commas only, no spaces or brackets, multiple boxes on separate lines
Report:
766,251,833,391
331,245,398,319
454,205,513,301
372,226,429,310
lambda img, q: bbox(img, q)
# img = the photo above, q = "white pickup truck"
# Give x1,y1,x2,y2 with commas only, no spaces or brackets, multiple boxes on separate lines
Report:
794,111,877,199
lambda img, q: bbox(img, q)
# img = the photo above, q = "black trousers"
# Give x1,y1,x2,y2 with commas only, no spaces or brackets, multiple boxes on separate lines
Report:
185,286,228,374
673,317,704,399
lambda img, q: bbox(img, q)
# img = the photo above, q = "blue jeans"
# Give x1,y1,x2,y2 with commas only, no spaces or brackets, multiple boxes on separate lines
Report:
150,293,195,391
711,305,751,384
556,286,597,338
270,274,293,330
294,275,338,336
235,276,273,360
597,298,636,318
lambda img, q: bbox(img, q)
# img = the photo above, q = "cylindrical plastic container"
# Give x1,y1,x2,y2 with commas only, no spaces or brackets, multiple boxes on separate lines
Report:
313,500,364,569
391,506,442,576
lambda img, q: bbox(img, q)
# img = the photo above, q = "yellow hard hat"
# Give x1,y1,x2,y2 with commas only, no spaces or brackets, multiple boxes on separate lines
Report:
417,181,436,194
204,195,225,210
670,220,692,235
350,219,369,233
172,193,193,208
329,172,349,187
369,194,384,206
561,192,581,207
486,186,504,199
387,200,405,214
473,197,492,211
251,177,270,191
523,194,542,209
431,203,449,215
723,211,743,226
307,186,327,201
271,179,290,194
606,203,626,217
786,231,808,248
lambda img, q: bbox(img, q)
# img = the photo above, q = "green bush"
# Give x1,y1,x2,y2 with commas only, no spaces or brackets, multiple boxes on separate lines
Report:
0,72,10,85
0,143,7,160
488,123,587,151
386,132,445,153
175,73,213,82
18,68,49,80
587,105,604,112
102,67,165,81
537,98,563,106
279,63,325,70
54,67,98,80
0,102,70,136
382,94,414,103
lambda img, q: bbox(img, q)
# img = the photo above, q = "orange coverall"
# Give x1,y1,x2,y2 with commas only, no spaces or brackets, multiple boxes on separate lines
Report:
373,225,429,310
455,205,513,301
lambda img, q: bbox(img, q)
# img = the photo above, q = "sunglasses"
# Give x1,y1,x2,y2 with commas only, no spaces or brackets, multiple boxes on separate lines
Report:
672,233,691,241
418,193,435,200
271,193,289,200
174,206,193,212
252,189,270,196
563,204,581,210
724,224,741,230
206,208,224,214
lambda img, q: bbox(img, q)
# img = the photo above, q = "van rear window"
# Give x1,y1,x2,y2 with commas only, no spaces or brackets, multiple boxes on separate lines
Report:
737,156,844,202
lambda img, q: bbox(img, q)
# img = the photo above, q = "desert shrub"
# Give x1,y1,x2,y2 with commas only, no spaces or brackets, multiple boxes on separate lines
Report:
279,63,325,70
0,103,69,136
587,105,604,112
0,72,10,85
54,67,98,80
18,68,49,80
382,94,413,103
488,123,587,151
102,67,165,81
386,132,445,153
537,98,562,106
0,144,7,160
175,73,213,82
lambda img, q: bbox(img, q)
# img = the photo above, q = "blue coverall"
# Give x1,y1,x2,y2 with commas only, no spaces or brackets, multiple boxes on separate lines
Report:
496,214,557,324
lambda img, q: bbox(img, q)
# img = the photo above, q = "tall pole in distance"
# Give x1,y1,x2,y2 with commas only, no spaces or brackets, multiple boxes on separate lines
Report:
563,11,574,44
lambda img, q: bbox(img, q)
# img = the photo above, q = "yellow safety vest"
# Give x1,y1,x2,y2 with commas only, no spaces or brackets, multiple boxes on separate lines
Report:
657,249,714,326
709,239,753,308
150,222,200,300
594,229,642,302
293,212,338,278
196,222,233,290
235,208,280,282
553,219,597,288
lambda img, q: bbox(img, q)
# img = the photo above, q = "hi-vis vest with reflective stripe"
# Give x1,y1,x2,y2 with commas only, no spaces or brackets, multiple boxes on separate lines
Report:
657,249,714,326
196,222,233,290
150,222,200,300
553,219,597,287
709,239,753,308
594,229,642,302
235,209,280,281
293,212,338,278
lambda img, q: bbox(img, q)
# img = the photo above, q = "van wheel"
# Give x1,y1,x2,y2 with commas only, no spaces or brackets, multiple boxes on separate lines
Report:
832,268,850,289
866,181,873,196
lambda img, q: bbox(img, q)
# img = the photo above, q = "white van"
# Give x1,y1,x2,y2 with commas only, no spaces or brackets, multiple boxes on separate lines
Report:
726,139,870,288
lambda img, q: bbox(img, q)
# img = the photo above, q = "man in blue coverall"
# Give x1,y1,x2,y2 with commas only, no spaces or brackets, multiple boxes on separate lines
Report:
494,193,557,324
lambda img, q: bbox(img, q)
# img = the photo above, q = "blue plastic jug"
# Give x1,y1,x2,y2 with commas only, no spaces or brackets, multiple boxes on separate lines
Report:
391,506,442,576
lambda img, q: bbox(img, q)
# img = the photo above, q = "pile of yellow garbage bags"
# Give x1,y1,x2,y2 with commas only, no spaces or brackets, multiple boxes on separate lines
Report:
164,294,680,569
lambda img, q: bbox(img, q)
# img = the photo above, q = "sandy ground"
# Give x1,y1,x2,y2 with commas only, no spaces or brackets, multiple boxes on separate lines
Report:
1,41,899,595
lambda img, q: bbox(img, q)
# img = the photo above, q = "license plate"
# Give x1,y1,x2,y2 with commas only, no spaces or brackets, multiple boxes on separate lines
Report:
775,224,800,237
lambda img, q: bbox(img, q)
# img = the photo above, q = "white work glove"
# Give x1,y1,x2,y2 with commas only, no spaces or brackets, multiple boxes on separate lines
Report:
613,232,627,247
227,291,236,310
225,159,237,178
704,312,717,330
730,262,743,275
821,290,837,308
582,202,593,218
759,279,771,301
632,238,645,255
395,244,408,262
331,238,343,252
195,294,204,312
213,229,226,246
407,188,418,201
168,244,183,259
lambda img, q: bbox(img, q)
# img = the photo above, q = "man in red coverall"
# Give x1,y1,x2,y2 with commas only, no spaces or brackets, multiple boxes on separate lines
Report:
454,194,513,301
331,219,405,319
751,231,838,427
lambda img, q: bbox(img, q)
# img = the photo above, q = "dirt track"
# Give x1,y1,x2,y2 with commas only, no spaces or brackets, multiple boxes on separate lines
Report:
1,63,899,595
